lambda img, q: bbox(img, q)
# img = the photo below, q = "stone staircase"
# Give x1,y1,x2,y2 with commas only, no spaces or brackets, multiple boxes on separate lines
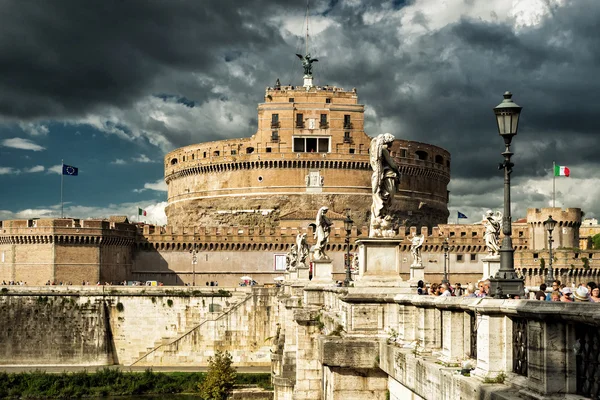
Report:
129,292,253,366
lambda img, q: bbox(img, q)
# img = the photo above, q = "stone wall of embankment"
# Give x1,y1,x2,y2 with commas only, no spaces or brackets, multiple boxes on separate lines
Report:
0,286,279,367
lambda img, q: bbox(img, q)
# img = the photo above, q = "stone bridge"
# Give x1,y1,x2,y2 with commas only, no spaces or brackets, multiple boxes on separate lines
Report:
271,251,599,399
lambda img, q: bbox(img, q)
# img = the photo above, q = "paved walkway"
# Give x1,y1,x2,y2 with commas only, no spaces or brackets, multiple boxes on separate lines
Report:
0,365,270,374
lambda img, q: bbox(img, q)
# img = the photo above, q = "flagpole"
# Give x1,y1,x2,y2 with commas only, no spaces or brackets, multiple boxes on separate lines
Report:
60,159,64,218
552,160,555,208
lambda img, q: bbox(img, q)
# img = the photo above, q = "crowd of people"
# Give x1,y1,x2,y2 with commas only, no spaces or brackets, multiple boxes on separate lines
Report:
1,280,27,286
415,279,600,302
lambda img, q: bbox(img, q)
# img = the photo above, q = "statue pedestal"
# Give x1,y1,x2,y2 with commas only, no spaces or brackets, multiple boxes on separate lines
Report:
303,75,313,89
353,238,405,287
296,267,310,281
409,262,425,283
311,259,333,283
482,255,500,281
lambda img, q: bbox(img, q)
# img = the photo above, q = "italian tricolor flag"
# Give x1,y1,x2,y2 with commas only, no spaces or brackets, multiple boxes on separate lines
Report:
554,165,570,177
138,207,147,216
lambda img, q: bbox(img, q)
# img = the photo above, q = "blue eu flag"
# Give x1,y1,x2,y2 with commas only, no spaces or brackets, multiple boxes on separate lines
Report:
457,211,468,219
62,164,78,176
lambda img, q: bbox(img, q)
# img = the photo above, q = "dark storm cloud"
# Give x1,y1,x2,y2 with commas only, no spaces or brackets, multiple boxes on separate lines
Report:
0,0,304,120
309,0,600,186
1,0,599,215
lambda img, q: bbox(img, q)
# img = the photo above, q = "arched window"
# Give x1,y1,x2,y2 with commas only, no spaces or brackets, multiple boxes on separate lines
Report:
435,155,444,164
415,150,428,160
171,158,178,165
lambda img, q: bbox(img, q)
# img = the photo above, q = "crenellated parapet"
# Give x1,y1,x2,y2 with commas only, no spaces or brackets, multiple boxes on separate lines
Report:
526,207,582,250
0,218,137,247
137,225,364,253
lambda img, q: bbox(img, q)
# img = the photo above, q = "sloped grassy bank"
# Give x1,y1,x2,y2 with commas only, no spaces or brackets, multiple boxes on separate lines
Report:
0,369,272,399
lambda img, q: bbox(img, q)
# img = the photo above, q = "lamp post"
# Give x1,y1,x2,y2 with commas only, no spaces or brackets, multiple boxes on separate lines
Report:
344,210,353,287
488,91,525,299
190,245,198,286
544,215,556,287
442,238,449,284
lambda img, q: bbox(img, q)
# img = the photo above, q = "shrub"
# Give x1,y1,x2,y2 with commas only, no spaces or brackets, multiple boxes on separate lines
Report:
593,233,600,250
167,299,174,307
116,302,125,312
199,350,237,400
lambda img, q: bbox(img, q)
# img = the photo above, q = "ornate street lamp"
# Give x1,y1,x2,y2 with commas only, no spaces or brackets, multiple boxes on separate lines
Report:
344,210,354,287
488,91,525,298
442,238,449,284
544,215,557,287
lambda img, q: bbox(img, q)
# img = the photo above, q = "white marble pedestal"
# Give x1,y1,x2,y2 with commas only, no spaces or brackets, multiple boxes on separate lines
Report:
311,259,333,283
296,267,310,281
353,238,406,287
409,262,425,283
482,255,500,281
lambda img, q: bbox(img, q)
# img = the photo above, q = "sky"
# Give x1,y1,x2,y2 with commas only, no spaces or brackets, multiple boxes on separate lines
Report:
0,0,598,226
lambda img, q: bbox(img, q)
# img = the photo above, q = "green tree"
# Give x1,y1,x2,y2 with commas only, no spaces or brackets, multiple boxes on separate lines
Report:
582,257,590,270
539,258,545,269
199,350,237,400
593,234,600,250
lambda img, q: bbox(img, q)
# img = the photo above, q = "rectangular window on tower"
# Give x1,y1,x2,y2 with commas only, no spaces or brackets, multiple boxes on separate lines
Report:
344,114,351,129
293,137,305,152
271,114,279,128
344,131,351,143
320,114,328,128
296,113,304,128
293,137,330,153
318,138,329,152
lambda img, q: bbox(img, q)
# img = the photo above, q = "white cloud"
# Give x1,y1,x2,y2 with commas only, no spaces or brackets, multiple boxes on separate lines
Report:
133,178,167,193
0,201,168,226
24,165,45,173
136,202,168,225
132,154,152,163
0,167,17,175
18,122,49,136
111,159,127,165
47,164,62,174
1,137,45,151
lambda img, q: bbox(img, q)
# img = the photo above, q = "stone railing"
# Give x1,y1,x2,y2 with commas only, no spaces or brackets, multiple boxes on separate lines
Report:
281,286,600,399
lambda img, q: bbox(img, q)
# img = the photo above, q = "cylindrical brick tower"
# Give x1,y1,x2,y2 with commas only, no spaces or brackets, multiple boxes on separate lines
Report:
164,81,450,228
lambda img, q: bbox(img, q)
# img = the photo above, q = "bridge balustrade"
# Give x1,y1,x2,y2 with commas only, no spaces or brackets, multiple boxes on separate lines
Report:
310,289,600,399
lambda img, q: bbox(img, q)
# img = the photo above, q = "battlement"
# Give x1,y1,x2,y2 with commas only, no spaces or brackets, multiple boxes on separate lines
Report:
265,84,355,97
134,220,532,253
0,218,137,237
526,207,582,226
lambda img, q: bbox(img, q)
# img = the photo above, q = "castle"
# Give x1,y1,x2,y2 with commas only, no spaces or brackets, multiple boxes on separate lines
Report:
1,66,600,287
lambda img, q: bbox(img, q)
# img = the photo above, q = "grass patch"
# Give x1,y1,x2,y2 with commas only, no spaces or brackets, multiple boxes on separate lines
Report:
0,369,272,399
483,371,506,384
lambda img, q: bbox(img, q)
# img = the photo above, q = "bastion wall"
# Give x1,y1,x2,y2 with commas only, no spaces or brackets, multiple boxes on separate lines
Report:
0,286,278,367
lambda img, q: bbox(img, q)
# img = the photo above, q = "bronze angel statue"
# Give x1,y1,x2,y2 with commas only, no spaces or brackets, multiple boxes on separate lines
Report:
296,53,319,76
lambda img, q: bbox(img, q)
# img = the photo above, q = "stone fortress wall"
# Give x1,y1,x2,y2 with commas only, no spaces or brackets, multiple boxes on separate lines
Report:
0,218,135,285
164,84,450,229
2,207,600,287
0,286,278,367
